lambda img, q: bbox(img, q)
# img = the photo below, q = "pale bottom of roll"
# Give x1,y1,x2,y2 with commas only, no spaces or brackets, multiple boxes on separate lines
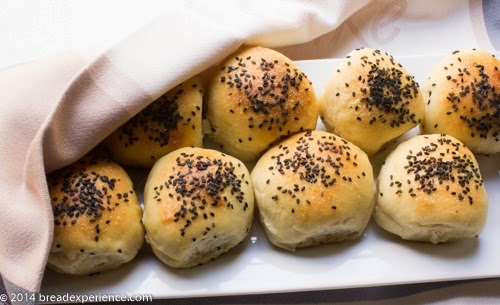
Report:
48,251,134,275
374,205,480,244
146,232,243,268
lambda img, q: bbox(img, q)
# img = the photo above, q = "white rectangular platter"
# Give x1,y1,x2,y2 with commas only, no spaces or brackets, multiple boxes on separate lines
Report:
41,54,500,299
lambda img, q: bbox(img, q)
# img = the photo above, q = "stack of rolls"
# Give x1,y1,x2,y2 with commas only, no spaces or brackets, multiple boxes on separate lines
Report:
47,46,497,277
315,47,494,244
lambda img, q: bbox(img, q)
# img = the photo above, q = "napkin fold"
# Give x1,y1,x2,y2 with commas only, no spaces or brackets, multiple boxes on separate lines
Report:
0,0,369,300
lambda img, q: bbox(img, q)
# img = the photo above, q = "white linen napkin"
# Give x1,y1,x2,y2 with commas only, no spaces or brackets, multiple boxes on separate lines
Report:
0,0,370,300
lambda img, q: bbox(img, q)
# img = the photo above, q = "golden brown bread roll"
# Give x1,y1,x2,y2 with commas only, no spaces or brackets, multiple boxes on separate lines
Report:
105,76,203,168
422,49,499,154
319,48,425,156
142,147,254,268
47,155,145,275
374,134,488,243
251,130,376,251
205,46,318,162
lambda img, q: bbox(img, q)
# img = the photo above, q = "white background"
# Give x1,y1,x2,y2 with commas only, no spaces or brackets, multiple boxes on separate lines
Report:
0,0,495,70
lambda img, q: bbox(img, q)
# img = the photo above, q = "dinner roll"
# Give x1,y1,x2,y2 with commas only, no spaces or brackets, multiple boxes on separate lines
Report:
47,155,145,275
374,134,487,244
422,49,499,154
142,147,254,268
105,76,203,168
319,48,425,156
205,46,318,162
251,130,376,251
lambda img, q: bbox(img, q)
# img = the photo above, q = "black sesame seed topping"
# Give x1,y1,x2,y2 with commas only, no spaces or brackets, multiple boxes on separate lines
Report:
396,135,483,202
154,152,249,236
438,55,499,140
114,85,199,149
348,49,421,128
264,131,367,214
217,51,313,133
49,157,132,230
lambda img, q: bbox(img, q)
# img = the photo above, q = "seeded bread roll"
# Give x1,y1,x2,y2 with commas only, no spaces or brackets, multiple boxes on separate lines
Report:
205,46,318,162
142,147,254,268
319,48,425,156
47,155,145,275
422,49,499,154
251,130,376,251
105,76,203,168
374,134,487,244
